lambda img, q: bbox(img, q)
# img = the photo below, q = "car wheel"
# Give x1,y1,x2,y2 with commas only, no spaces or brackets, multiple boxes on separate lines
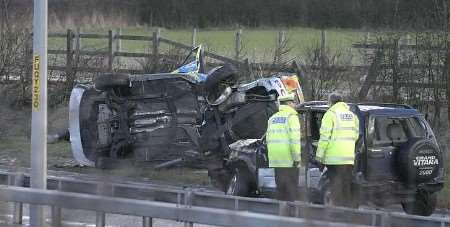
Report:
322,185,335,206
94,73,129,91
226,166,251,197
204,64,238,92
69,85,99,167
401,190,437,216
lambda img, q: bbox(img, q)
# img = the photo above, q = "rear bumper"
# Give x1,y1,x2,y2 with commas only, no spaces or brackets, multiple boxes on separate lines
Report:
418,182,444,193
358,181,444,202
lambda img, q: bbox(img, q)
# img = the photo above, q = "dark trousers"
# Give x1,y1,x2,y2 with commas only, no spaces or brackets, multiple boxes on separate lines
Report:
274,168,299,201
326,165,353,207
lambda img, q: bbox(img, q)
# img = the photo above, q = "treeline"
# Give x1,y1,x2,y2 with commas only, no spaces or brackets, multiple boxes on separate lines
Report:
136,0,448,29
3,0,449,29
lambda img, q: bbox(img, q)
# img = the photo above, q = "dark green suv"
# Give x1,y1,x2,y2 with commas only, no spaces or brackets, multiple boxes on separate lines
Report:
221,101,445,216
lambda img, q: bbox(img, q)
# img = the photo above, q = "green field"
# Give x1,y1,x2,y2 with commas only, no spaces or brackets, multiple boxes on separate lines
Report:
49,26,367,63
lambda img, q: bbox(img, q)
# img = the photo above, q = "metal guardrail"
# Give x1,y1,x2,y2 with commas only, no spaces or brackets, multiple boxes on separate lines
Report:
0,185,366,227
0,167,448,227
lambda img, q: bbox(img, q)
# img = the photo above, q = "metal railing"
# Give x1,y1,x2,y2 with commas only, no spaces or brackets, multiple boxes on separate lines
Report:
0,166,448,227
0,185,364,227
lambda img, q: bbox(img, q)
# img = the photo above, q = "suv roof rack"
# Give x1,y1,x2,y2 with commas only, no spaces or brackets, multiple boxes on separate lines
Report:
298,101,414,110
357,102,413,109
299,101,328,107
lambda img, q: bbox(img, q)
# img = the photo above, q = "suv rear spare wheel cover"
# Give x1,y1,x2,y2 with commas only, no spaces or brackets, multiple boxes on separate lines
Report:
398,139,442,184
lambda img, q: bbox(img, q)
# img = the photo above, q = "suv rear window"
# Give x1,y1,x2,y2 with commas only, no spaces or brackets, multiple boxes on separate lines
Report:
368,116,426,146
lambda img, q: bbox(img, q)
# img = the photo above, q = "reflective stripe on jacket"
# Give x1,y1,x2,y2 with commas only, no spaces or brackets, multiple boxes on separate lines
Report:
266,105,301,167
316,102,359,165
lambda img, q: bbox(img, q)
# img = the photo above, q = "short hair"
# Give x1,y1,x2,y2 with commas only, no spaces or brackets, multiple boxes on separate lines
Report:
328,92,343,105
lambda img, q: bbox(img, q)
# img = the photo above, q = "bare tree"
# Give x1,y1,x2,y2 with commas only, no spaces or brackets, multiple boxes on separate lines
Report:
300,43,353,100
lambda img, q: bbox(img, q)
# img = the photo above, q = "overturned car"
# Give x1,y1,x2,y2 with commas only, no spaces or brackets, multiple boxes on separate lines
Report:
69,51,303,169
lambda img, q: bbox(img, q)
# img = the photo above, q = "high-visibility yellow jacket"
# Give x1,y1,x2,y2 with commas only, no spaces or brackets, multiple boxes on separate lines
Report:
316,102,359,165
266,105,301,167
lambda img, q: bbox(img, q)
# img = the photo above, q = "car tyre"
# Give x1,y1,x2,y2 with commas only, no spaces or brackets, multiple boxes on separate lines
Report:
321,184,336,206
226,166,252,197
204,64,238,92
401,190,437,216
94,73,129,91
95,156,116,169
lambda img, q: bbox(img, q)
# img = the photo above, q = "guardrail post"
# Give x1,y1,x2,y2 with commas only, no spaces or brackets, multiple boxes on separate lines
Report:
152,28,161,73
142,217,153,227
183,190,194,227
108,30,114,72
95,183,111,227
278,201,290,217
51,206,62,227
381,213,391,227
10,173,24,224
96,212,106,227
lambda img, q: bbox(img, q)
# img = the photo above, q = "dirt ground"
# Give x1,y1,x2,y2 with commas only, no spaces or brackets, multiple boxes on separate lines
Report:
0,88,211,188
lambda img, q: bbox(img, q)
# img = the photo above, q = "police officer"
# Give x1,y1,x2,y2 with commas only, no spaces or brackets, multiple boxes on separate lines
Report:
316,93,359,207
266,93,301,201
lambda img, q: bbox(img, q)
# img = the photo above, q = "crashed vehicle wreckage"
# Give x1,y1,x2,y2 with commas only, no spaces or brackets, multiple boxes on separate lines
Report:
68,46,444,215
69,46,304,171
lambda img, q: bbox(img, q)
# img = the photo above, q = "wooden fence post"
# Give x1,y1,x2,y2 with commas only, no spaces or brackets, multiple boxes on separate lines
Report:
243,58,253,81
320,30,327,56
275,31,286,64
75,27,82,64
116,28,122,66
365,32,371,45
192,28,197,47
235,29,242,61
66,29,74,78
108,30,114,72
444,51,450,123
320,30,327,80
392,38,400,103
152,28,161,72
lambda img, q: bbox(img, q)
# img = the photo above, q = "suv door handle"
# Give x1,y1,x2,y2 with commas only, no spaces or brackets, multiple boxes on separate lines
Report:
368,149,385,158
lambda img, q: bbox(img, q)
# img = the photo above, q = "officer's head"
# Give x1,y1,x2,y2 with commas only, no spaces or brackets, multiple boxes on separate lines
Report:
328,92,343,106
278,93,296,108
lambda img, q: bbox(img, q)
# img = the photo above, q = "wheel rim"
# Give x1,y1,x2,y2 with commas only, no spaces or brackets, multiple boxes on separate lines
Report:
323,189,334,206
227,173,238,195
69,85,95,167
